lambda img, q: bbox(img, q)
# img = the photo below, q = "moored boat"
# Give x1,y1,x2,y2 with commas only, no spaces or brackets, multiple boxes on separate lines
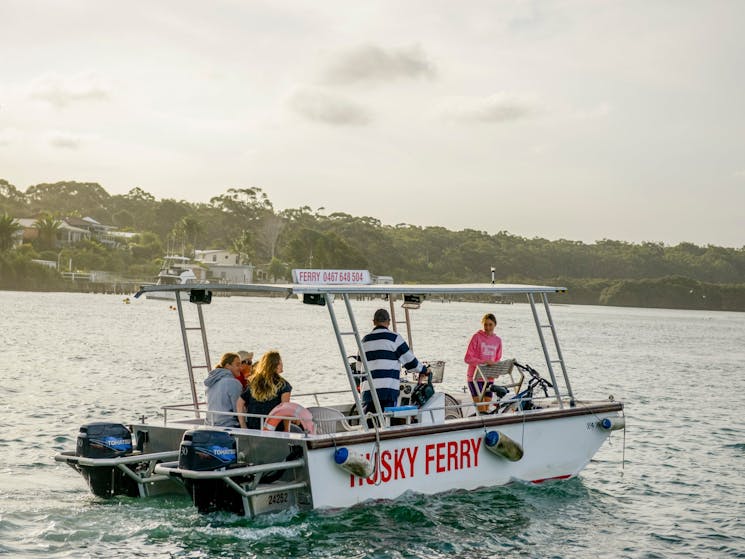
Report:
55,271,625,517
145,255,199,301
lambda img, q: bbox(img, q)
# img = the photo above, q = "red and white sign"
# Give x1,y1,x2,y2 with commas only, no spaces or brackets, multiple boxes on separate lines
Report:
349,436,483,487
292,269,371,285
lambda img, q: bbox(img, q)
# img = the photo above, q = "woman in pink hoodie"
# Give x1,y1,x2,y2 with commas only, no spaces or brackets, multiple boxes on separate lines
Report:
464,313,502,412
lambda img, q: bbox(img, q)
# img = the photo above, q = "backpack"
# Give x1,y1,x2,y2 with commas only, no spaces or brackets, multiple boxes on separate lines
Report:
410,371,435,407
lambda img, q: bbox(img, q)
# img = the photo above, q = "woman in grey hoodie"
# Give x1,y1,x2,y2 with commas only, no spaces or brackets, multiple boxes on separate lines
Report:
204,352,243,427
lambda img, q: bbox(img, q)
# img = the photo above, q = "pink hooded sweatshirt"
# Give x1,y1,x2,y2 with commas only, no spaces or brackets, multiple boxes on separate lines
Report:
464,330,502,381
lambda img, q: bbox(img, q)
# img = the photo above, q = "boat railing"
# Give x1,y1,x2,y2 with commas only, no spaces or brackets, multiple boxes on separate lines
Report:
161,399,367,431
438,392,574,418
160,391,576,433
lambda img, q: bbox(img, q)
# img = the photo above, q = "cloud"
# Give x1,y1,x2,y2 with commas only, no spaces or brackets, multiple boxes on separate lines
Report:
287,87,372,126
439,93,541,123
29,73,111,108
323,44,436,85
571,102,612,120
0,128,15,147
47,131,85,149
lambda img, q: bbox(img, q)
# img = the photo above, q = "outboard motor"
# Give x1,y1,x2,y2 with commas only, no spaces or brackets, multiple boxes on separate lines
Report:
77,422,132,458
179,429,244,514
75,422,139,497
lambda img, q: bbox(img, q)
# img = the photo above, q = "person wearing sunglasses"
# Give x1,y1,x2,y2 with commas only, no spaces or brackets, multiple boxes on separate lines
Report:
236,350,254,388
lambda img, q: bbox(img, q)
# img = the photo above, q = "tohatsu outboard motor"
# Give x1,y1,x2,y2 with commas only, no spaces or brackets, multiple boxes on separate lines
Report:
179,429,244,514
75,422,139,497
77,422,133,458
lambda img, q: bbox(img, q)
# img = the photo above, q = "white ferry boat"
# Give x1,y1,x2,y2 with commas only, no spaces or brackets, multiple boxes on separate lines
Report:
55,271,625,517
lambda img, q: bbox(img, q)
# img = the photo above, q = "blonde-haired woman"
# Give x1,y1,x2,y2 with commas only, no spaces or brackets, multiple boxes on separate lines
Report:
236,351,292,429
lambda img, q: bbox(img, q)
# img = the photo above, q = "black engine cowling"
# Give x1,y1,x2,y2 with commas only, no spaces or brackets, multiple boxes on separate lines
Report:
77,422,133,458
75,422,139,498
179,429,245,514
179,429,237,470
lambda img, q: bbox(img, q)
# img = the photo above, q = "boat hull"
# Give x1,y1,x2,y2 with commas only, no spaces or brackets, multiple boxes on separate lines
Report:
153,401,623,516
304,403,620,508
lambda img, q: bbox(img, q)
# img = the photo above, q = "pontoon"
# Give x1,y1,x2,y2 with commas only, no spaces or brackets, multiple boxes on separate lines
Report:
55,272,625,517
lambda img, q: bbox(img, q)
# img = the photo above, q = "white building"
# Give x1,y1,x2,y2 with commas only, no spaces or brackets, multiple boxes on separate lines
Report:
194,249,254,284
15,217,91,247
194,249,240,266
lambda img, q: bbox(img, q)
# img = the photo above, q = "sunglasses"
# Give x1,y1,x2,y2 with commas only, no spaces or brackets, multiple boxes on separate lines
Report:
241,359,252,365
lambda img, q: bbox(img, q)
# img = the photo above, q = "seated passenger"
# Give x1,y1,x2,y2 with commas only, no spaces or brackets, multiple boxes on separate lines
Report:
236,350,292,430
204,352,243,427
236,350,254,388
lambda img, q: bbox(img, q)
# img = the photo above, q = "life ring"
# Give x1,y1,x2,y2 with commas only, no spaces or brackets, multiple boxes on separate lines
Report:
263,402,315,434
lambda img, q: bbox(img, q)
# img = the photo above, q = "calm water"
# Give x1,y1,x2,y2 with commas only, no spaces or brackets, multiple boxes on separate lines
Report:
1,291,744,559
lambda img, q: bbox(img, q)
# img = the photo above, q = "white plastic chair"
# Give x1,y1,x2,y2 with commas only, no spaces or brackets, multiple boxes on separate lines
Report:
306,406,359,434
473,358,523,401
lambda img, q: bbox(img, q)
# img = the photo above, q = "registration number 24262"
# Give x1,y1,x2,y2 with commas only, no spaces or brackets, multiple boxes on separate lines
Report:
267,492,289,506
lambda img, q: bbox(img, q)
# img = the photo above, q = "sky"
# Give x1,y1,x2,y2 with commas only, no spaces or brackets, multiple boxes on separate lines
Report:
1,0,743,247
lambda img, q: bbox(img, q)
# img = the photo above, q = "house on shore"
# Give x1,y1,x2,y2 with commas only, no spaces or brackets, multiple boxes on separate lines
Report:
15,217,91,247
194,249,254,284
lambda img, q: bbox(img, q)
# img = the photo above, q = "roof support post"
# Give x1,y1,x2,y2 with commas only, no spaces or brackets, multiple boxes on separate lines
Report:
527,293,564,408
540,293,575,405
175,295,201,419
325,293,384,429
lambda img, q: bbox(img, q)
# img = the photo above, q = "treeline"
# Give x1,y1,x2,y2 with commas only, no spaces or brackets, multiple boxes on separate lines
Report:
554,276,745,310
1,179,744,310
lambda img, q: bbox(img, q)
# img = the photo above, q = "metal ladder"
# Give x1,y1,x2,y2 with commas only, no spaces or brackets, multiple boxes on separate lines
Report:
324,292,385,428
527,292,575,408
174,294,212,419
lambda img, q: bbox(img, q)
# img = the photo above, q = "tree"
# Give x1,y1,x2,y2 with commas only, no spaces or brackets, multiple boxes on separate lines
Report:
152,199,193,240
268,256,288,281
106,188,158,231
210,187,273,223
233,230,255,264
0,179,27,214
25,181,110,219
257,214,285,261
112,209,134,228
33,213,61,250
179,216,203,250
124,187,156,202
166,215,204,258
130,232,163,261
283,228,366,269
0,213,21,251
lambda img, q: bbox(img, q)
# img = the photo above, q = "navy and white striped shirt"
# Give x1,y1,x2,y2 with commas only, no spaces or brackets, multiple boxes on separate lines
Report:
360,326,426,406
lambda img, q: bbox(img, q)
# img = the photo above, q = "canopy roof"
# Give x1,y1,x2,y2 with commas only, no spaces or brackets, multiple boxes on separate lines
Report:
135,282,566,298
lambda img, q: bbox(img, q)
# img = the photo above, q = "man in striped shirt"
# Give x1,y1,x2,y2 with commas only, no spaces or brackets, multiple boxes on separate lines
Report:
360,308,429,414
